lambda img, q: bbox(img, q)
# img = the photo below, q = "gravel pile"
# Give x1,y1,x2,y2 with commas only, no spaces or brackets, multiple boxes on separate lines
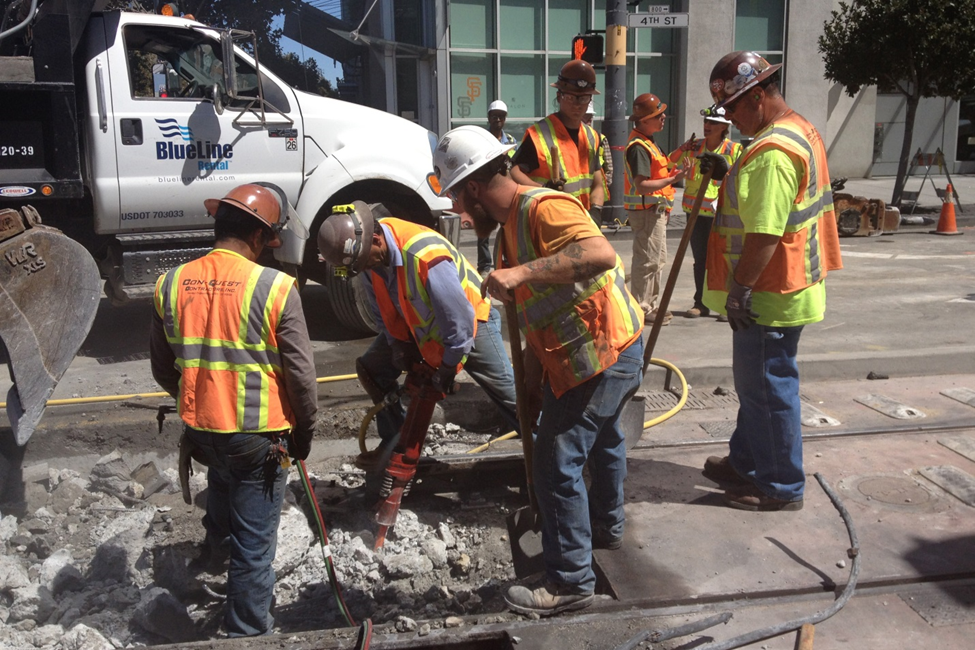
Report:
1,442,523,648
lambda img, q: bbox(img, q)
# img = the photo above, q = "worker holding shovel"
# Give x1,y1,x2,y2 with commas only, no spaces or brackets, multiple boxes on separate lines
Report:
434,126,645,617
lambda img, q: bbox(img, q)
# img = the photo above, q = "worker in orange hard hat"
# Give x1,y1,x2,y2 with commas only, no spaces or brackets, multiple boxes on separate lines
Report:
510,60,607,224
150,183,318,637
699,51,842,513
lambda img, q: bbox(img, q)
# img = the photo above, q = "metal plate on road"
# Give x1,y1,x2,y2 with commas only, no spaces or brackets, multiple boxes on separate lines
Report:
939,435,975,464
941,386,975,408
627,13,688,28
854,393,926,419
901,585,975,626
919,465,975,507
801,401,841,427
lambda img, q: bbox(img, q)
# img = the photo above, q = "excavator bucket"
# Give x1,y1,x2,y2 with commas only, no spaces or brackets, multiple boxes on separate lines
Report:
0,207,101,445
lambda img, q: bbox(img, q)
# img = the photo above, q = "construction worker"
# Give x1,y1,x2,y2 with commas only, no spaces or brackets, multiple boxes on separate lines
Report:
668,105,742,320
478,99,518,275
700,51,842,511
624,93,691,326
316,201,519,468
434,126,644,616
583,101,613,204
150,184,318,637
510,59,606,224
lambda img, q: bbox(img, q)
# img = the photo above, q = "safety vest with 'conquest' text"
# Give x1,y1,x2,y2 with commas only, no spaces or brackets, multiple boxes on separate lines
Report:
525,115,601,210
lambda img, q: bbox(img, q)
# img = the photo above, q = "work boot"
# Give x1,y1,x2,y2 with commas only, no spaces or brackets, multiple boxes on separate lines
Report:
685,305,710,318
354,445,390,472
646,310,673,326
716,313,729,323
505,581,594,616
592,528,623,550
702,456,750,486
724,484,803,512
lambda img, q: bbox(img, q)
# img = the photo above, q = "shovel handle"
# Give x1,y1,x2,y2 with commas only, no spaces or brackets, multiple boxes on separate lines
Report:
503,301,539,516
643,168,713,373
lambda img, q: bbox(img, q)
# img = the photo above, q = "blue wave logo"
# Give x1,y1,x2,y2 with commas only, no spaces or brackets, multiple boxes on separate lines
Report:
155,118,193,142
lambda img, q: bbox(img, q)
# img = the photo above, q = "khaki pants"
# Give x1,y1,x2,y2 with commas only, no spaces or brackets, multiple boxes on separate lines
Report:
627,208,668,316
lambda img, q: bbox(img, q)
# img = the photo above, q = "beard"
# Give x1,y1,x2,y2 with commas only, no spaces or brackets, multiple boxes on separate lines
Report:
462,191,498,239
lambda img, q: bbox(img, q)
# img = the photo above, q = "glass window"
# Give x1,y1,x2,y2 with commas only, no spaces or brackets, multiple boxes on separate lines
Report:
636,24,676,54
500,55,545,119
957,97,975,162
394,0,424,47
450,54,494,119
592,0,607,31
450,0,494,49
396,58,418,122
636,56,673,147
548,0,585,54
735,0,785,53
500,0,542,51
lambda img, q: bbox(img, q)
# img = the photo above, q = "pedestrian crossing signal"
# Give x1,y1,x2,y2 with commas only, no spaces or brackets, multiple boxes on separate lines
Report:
572,34,603,65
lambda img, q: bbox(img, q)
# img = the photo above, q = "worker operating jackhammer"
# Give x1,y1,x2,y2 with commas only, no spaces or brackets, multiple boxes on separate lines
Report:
316,201,520,475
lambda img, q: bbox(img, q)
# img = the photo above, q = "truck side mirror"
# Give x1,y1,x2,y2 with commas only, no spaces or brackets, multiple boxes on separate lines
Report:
209,84,224,115
220,31,237,99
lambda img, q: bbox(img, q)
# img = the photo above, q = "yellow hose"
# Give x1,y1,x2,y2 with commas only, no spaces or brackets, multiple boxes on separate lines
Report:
357,401,387,454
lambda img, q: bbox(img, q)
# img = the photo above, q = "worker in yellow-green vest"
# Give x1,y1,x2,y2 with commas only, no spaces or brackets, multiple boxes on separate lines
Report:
510,60,606,224
150,184,318,638
699,51,842,513
435,125,644,617
668,104,743,320
316,198,518,472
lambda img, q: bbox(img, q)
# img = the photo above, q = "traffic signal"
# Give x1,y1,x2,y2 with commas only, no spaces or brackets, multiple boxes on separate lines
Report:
572,34,603,65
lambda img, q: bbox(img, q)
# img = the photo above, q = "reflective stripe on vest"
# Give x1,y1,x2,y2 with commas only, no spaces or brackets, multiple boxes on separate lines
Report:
679,139,742,217
503,187,643,397
371,218,490,370
526,115,600,209
707,111,841,295
154,250,295,432
623,130,675,211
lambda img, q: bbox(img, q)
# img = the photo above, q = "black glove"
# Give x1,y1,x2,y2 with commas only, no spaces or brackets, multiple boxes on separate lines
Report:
390,339,421,372
431,364,458,394
696,152,730,181
544,178,566,192
289,427,313,461
725,278,759,332
588,204,603,225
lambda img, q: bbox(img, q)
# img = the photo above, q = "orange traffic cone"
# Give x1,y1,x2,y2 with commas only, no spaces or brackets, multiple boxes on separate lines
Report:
931,184,962,236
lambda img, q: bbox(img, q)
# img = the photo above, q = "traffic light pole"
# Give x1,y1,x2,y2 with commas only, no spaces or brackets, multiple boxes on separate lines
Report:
603,0,628,227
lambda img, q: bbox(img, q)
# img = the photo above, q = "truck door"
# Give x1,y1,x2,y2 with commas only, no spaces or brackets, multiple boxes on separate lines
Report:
101,15,302,234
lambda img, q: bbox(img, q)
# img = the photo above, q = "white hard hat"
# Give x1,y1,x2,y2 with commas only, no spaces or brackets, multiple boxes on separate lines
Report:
701,105,732,125
585,101,595,115
434,126,516,196
488,100,508,113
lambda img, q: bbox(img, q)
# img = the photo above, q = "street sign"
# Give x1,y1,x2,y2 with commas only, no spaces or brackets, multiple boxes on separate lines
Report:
628,13,688,28
646,4,669,12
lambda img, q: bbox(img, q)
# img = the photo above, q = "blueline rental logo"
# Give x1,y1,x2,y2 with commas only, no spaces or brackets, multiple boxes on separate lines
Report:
155,119,233,171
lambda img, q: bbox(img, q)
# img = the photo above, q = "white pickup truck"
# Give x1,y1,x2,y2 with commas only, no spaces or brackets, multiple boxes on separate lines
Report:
0,1,451,443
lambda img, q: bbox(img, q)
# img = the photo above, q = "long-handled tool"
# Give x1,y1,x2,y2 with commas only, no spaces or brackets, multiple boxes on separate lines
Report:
503,300,539,519
373,364,444,549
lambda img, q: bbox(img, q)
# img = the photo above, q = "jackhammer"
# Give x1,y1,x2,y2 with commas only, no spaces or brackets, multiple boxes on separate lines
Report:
372,363,445,550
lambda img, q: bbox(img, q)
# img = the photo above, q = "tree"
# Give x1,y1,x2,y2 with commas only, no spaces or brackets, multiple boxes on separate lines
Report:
819,0,975,205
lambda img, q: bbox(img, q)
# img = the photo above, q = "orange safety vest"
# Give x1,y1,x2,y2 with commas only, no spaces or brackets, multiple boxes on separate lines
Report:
672,139,742,217
707,110,842,294
370,218,490,371
524,114,601,209
499,187,644,397
623,130,675,211
154,249,296,433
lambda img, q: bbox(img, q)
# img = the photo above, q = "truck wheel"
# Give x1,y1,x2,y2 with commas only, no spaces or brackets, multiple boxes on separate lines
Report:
323,272,378,335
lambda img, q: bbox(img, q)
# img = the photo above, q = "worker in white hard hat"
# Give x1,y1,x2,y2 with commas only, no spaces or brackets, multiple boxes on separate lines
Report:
478,100,518,276
434,125,644,617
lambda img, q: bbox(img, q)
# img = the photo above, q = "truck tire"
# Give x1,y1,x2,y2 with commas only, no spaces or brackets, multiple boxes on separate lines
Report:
323,272,378,336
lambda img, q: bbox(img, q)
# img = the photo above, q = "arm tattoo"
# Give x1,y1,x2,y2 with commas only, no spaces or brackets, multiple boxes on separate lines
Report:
523,242,601,282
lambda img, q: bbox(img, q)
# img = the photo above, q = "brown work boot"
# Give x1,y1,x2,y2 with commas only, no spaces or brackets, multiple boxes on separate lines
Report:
723,484,803,512
646,310,673,326
354,446,388,472
702,456,750,486
505,581,594,616
685,305,710,318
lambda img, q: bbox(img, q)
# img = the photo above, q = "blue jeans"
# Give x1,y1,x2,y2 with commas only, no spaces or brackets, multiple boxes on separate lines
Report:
729,325,805,502
534,337,644,594
359,307,519,441
187,428,287,637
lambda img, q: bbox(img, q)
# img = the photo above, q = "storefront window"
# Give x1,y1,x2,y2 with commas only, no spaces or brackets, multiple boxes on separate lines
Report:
500,55,545,119
735,0,785,54
500,0,543,51
449,0,494,49
548,0,586,54
450,54,494,120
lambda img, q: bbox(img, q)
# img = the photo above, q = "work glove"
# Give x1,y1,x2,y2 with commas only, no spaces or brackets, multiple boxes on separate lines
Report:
431,364,458,395
544,178,566,192
390,339,421,372
696,151,730,182
725,278,759,332
588,204,603,225
289,427,314,461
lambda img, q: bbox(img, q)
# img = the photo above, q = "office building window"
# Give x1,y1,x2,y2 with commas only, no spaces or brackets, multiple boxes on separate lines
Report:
501,55,545,119
735,1,785,60
500,0,543,51
450,54,494,119
548,0,586,53
450,0,495,49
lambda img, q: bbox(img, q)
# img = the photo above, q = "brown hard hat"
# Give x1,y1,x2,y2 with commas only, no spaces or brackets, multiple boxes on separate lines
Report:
317,201,376,276
709,50,781,108
204,184,281,230
551,59,600,95
629,93,667,121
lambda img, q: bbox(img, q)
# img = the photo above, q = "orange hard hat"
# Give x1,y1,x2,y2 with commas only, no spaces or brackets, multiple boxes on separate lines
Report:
551,59,600,95
708,51,781,108
204,184,282,230
629,93,667,121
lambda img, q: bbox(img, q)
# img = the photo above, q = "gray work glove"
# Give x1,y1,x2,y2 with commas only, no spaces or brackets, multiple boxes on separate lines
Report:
390,339,421,372
588,204,603,225
289,427,314,461
696,151,730,181
725,278,759,332
544,178,566,192
431,364,458,395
